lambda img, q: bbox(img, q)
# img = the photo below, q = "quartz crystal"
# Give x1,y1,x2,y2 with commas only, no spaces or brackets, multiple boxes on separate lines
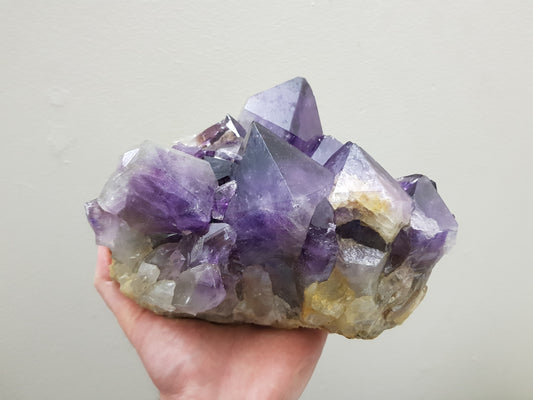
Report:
85,77,458,339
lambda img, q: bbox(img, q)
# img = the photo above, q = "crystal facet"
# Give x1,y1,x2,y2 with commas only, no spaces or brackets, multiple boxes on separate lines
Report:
85,78,457,339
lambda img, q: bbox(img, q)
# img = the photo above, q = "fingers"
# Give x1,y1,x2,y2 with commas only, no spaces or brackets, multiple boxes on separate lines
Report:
94,246,112,282
94,246,147,339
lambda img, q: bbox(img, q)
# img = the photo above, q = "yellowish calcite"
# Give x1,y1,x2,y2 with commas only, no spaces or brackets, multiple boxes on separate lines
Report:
301,265,428,339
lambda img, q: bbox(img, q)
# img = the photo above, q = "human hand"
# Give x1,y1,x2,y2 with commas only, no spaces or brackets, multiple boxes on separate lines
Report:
94,246,327,400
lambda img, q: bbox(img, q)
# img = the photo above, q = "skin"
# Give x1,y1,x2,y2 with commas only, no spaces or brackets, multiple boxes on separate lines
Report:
94,246,328,400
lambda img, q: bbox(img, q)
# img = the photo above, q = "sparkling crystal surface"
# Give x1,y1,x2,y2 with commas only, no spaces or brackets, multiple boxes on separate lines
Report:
85,78,457,338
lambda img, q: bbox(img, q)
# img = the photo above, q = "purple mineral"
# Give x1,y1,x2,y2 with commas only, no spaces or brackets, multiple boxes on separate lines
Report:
85,78,457,339
223,122,334,265
386,174,458,275
239,77,323,155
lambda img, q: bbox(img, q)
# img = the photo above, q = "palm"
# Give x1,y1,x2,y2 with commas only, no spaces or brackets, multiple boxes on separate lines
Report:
94,247,327,400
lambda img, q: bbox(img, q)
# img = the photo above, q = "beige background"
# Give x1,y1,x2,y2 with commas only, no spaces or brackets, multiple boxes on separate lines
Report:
1,1,532,399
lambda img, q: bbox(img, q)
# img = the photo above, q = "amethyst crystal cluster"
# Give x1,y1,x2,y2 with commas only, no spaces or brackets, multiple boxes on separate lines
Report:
85,78,457,339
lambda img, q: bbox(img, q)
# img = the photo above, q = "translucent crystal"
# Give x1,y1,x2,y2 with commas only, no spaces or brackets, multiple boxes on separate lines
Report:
224,122,334,266
325,142,413,243
311,135,343,165
239,77,323,154
86,78,457,339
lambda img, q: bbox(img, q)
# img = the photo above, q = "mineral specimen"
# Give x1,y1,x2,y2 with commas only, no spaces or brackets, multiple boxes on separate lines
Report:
85,77,457,339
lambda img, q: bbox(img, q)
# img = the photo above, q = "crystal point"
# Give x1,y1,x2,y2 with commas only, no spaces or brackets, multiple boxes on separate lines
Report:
325,142,413,243
99,141,217,236
224,122,334,265
385,174,458,275
239,77,323,154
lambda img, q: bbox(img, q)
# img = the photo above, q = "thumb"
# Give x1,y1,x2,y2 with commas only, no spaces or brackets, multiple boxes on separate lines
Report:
93,246,148,339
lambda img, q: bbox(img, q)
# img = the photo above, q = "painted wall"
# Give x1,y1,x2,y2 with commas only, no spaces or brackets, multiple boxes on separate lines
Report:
2,1,531,399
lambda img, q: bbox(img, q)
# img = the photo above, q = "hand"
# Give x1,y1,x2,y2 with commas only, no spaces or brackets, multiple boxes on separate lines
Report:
94,246,327,400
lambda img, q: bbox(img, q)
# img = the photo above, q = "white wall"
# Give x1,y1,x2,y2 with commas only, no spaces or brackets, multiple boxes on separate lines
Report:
1,1,531,399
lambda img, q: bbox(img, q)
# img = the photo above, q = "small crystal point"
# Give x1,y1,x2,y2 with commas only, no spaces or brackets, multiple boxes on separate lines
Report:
84,199,149,263
172,263,226,315
398,174,458,251
212,180,237,221
195,115,245,162
385,174,458,275
337,238,388,297
296,198,338,287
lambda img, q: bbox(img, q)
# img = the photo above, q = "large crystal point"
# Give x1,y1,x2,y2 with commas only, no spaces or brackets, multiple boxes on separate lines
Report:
239,77,323,154
325,142,413,243
99,141,217,236
85,78,458,339
224,122,334,265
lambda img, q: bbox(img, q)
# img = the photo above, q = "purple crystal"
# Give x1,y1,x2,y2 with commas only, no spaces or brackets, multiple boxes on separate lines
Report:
171,142,204,158
147,223,237,281
172,263,226,315
296,199,338,287
311,135,343,165
84,199,148,263
195,115,245,162
325,142,413,243
386,174,458,274
223,122,334,265
98,141,217,236
195,115,245,146
239,77,323,155
398,174,457,251
145,242,187,281
85,78,458,339
193,223,237,267
212,180,237,221
204,156,233,181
